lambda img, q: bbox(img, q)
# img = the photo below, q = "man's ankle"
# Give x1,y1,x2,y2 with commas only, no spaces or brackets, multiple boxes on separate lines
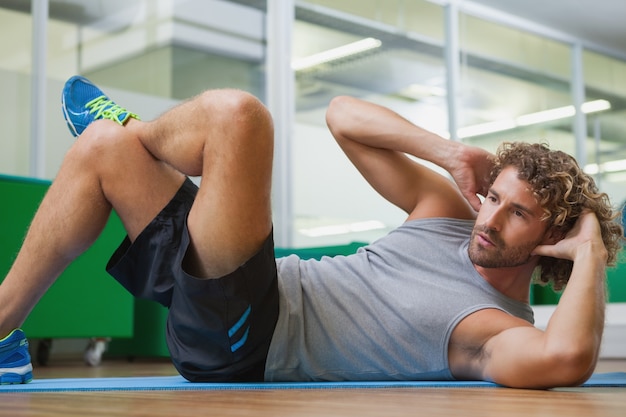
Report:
0,327,18,341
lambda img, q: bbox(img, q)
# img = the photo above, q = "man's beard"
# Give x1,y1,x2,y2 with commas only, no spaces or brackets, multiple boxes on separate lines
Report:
468,224,542,268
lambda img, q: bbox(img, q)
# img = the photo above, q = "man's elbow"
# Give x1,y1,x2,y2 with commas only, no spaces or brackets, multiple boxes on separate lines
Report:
325,95,355,135
547,346,599,387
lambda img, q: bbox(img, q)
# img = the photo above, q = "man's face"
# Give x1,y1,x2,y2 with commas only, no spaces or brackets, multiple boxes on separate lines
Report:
468,166,550,268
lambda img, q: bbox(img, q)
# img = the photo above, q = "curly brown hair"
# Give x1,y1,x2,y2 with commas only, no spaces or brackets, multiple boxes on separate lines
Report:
491,142,624,291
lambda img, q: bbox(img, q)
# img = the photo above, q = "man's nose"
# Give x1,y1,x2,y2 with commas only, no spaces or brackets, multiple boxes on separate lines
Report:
483,207,504,232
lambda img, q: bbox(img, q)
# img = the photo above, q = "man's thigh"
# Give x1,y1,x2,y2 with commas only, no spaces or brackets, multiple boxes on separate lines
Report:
186,129,274,278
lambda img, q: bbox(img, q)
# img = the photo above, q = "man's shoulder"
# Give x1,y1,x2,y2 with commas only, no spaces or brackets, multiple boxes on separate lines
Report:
401,216,475,232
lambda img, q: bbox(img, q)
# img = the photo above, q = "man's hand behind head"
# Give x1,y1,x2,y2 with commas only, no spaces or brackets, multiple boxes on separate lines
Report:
448,144,494,212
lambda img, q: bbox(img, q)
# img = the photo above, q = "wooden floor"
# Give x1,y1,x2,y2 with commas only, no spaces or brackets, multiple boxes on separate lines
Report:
3,357,626,417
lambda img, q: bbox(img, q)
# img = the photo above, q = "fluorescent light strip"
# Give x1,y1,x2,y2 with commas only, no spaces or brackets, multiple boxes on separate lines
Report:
299,220,385,237
457,119,516,138
403,84,447,98
585,158,626,175
582,99,612,113
516,106,575,126
458,99,611,139
292,37,382,71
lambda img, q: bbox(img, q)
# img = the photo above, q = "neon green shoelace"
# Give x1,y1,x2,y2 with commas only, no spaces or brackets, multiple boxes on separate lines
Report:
85,95,138,124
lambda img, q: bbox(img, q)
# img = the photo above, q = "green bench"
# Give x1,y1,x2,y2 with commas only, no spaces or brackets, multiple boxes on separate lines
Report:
0,174,133,339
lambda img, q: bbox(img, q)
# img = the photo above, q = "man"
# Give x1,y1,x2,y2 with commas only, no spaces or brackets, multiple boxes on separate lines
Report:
0,76,622,388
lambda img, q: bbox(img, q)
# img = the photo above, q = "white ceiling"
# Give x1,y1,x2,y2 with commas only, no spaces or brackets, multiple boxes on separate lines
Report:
469,0,626,58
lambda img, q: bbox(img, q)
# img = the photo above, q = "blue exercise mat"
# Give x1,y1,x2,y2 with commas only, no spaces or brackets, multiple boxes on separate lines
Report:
1,373,625,392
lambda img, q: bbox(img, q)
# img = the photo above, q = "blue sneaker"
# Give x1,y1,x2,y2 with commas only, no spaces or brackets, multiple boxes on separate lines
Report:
61,75,140,137
0,329,33,384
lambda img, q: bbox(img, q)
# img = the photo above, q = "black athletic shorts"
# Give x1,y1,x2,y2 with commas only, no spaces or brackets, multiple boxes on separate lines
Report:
106,178,279,382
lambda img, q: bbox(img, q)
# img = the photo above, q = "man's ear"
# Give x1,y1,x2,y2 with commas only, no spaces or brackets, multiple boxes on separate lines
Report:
542,226,565,245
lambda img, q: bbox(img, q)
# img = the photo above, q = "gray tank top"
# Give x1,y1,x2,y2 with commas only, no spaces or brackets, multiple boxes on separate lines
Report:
265,218,534,381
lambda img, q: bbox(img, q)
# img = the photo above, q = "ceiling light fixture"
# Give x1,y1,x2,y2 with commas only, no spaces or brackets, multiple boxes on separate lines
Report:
585,158,626,175
458,99,611,139
515,106,576,126
291,37,382,72
298,220,386,237
457,119,517,138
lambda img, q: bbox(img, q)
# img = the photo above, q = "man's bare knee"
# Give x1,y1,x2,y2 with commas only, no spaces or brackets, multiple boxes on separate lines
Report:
188,89,274,184
67,120,142,178
196,89,273,141
75,119,126,149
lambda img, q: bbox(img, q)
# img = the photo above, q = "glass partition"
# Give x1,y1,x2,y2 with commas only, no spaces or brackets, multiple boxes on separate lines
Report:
583,50,626,208
292,0,447,247
0,7,32,177
457,14,576,157
0,0,265,179
2,0,625,245
456,13,625,212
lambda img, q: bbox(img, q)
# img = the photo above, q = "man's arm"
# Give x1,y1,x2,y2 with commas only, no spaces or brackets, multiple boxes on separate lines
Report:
326,96,491,218
479,212,607,388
